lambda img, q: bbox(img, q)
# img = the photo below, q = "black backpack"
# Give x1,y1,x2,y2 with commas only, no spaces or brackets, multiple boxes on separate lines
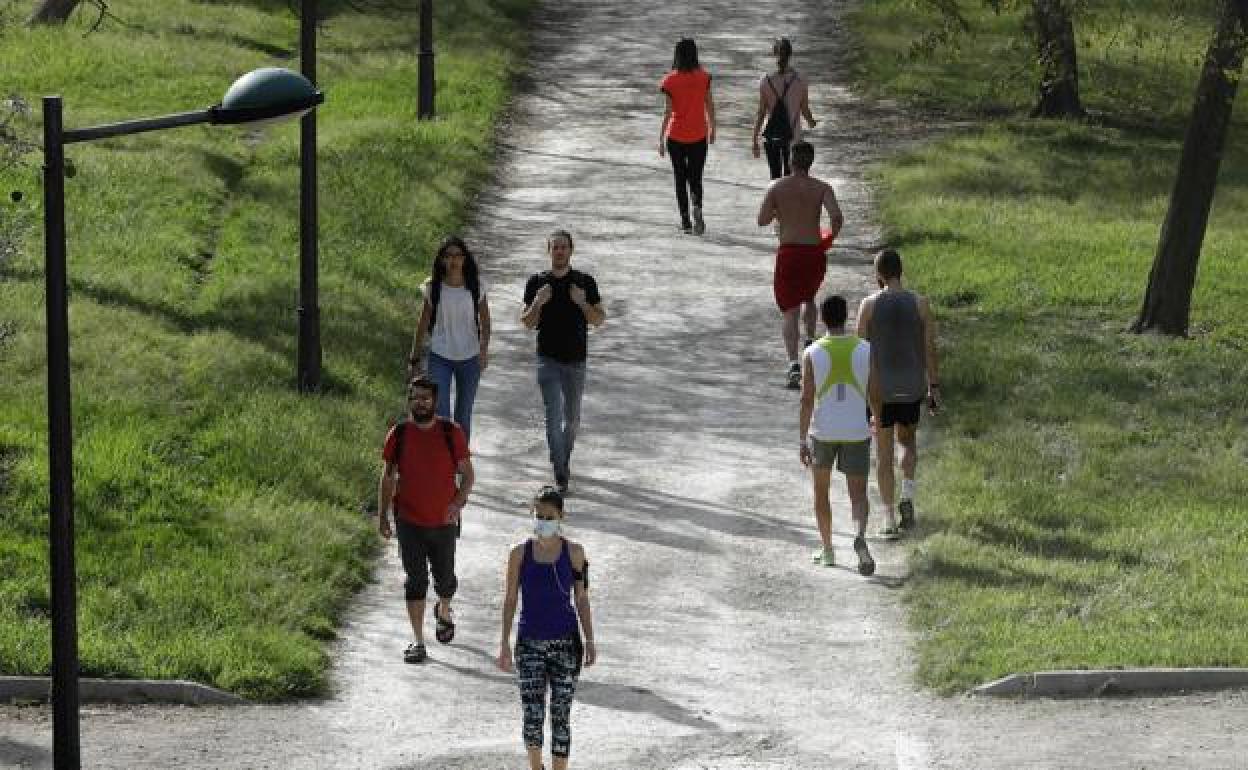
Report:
762,74,795,144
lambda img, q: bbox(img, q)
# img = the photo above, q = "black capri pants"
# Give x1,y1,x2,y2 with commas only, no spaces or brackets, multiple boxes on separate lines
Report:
665,137,708,222
763,138,791,179
396,520,458,601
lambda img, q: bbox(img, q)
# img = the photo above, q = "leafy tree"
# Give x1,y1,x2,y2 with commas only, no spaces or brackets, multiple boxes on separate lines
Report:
1028,0,1083,117
27,0,82,25
1132,0,1248,336
912,0,1084,117
1,95,35,272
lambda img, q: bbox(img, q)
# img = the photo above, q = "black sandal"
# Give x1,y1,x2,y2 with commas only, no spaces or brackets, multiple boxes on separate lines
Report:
434,601,455,644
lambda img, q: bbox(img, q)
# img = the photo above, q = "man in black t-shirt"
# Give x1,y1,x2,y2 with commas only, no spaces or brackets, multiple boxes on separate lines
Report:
521,230,606,494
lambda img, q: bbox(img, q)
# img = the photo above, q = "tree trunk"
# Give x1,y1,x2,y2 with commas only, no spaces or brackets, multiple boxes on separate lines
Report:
1132,0,1247,336
1030,0,1084,118
27,0,83,25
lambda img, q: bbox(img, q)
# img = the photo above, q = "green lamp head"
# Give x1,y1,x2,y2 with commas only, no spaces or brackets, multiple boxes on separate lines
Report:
210,67,324,125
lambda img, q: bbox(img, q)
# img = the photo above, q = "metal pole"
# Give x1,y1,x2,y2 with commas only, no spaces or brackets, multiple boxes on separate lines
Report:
418,0,435,119
298,0,322,392
42,95,81,770
61,109,212,144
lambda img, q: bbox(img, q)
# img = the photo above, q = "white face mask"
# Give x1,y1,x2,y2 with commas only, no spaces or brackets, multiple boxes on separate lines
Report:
533,519,561,539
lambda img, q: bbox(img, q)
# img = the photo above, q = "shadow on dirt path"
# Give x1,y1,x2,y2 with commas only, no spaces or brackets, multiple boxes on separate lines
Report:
3,1,1247,768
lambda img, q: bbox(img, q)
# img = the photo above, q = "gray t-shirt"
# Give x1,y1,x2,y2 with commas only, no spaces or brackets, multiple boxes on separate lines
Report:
868,290,927,403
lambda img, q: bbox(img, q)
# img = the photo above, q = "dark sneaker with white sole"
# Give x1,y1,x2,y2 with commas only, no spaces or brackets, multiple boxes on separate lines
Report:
786,362,801,390
404,641,427,664
853,536,876,577
898,499,916,531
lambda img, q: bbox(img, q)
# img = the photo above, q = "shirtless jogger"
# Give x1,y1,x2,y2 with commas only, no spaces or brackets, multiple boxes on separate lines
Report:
757,140,844,389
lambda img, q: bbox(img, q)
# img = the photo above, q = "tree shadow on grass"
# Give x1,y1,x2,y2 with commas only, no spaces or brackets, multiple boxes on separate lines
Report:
170,24,295,60
971,520,1142,567
919,552,1093,596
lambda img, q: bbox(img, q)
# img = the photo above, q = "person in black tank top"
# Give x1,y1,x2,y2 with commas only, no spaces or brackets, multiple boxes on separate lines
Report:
752,37,818,180
856,249,943,537
498,486,597,770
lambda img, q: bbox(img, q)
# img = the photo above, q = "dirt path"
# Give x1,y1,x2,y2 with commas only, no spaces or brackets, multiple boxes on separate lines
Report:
4,1,1247,768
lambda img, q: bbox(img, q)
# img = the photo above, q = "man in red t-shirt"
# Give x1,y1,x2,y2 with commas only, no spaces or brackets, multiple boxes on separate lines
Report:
378,375,474,663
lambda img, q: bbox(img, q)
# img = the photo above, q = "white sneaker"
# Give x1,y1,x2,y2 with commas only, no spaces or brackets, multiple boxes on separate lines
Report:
878,516,901,540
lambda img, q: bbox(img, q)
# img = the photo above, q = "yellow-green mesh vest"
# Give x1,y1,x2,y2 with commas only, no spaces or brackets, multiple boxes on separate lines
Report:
815,336,866,402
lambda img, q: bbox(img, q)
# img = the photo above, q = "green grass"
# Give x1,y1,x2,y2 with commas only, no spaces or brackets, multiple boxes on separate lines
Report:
851,0,1221,127
848,2,1248,692
0,0,534,699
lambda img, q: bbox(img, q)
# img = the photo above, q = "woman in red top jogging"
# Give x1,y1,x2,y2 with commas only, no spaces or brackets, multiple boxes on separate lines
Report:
659,37,716,235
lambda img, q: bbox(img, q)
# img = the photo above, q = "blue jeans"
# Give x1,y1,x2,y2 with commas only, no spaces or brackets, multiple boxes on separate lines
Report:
536,356,586,482
427,351,481,441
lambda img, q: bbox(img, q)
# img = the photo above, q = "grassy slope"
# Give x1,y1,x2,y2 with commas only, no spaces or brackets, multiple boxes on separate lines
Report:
847,1,1248,692
0,0,533,699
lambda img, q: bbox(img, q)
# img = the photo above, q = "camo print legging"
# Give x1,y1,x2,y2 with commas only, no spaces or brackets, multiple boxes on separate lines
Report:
515,635,579,758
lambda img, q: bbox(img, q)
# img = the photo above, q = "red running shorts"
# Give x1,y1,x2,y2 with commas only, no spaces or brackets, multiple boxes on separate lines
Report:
773,230,835,312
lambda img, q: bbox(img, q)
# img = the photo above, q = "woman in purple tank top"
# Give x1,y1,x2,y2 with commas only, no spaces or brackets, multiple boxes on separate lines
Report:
498,486,596,770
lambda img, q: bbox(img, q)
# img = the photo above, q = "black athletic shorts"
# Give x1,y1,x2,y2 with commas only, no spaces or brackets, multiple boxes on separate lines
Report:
878,399,922,428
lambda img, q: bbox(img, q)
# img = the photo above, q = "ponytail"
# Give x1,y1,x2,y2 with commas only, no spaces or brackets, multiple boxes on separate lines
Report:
773,37,793,72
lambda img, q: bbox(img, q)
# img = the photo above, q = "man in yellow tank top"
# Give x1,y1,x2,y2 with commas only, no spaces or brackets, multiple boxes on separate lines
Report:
798,295,875,575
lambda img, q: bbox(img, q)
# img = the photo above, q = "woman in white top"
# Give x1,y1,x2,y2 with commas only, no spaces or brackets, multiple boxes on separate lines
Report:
751,37,818,179
408,236,491,441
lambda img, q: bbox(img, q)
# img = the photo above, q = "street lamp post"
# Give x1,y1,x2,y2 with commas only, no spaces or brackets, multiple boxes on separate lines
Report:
41,92,78,770
418,0,435,119
299,0,321,392
41,68,322,770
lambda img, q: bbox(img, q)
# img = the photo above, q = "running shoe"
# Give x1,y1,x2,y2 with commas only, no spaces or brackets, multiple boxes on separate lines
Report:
554,475,569,496
434,602,455,644
899,499,916,531
680,220,693,234
692,206,706,235
811,546,835,567
877,523,901,540
786,362,801,390
403,641,427,664
854,536,876,576
802,337,814,352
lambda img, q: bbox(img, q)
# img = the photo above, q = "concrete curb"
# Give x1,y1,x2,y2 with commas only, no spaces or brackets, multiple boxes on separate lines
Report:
0,676,248,705
973,668,1248,697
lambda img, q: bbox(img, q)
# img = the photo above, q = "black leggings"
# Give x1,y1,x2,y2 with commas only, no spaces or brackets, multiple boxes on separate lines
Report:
764,139,790,179
666,137,707,224
396,520,458,601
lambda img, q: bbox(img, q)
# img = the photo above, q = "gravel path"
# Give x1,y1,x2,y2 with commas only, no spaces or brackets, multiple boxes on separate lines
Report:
4,1,1246,768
